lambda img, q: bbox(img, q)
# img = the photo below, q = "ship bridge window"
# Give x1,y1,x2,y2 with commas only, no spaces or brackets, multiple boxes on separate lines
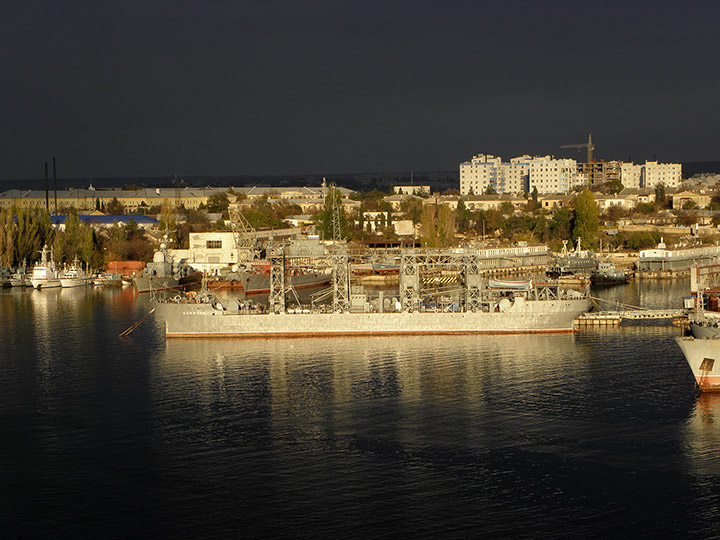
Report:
206,240,222,249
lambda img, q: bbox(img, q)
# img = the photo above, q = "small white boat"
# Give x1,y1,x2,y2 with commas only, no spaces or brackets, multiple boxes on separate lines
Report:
10,269,27,287
30,245,61,289
60,259,90,287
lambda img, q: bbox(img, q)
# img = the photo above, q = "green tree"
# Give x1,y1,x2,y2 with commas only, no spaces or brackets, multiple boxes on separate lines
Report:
655,184,666,206
400,198,423,224
499,201,515,216
15,207,52,264
549,206,573,242
572,189,599,248
525,187,539,212
419,203,456,248
456,198,472,232
106,197,125,215
625,231,658,250
0,208,15,266
207,192,230,214
605,179,624,195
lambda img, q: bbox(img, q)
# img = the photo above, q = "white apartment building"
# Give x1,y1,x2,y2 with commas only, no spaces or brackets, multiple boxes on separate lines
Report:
516,155,577,194
459,154,504,195
620,162,643,188
620,161,681,189
460,154,578,195
643,161,682,188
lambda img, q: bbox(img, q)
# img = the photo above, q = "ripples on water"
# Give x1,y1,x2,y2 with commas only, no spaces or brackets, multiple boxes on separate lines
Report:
1,280,720,539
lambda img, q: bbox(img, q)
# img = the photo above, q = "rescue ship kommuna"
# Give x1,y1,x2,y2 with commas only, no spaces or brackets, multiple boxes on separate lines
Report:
153,249,591,338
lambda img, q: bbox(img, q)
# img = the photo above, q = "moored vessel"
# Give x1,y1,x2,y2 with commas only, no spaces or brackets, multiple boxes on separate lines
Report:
546,239,598,279
590,260,629,287
675,336,720,391
153,249,590,338
59,258,91,287
238,266,332,295
30,245,61,289
133,236,202,293
92,272,124,286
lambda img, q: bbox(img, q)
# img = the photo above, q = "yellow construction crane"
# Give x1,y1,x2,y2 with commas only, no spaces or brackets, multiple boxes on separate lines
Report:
560,133,595,163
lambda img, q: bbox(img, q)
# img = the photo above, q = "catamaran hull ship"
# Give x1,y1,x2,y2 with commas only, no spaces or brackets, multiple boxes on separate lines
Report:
675,336,720,391
155,297,590,338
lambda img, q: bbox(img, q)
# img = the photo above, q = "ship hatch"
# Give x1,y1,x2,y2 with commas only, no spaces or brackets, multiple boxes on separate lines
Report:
700,358,715,372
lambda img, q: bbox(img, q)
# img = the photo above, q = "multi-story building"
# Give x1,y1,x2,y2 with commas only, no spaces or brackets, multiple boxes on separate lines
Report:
521,155,578,194
576,160,621,186
642,161,682,188
459,154,504,195
459,154,578,195
620,162,643,188
619,161,682,189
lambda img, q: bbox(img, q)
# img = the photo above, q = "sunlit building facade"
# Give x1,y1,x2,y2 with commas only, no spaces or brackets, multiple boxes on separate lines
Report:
460,154,578,195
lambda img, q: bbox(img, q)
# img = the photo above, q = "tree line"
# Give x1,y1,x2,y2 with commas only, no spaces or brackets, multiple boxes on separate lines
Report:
0,207,153,269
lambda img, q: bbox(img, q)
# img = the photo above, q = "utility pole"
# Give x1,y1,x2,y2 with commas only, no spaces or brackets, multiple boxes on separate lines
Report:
44,162,49,211
53,157,57,214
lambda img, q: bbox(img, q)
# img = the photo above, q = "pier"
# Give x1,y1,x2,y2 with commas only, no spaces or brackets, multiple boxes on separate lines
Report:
574,296,687,327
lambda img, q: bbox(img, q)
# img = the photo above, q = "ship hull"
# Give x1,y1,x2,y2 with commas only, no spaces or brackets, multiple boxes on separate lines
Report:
676,336,720,391
60,278,90,287
133,272,203,293
31,278,61,289
240,271,331,295
155,298,590,338
690,322,720,339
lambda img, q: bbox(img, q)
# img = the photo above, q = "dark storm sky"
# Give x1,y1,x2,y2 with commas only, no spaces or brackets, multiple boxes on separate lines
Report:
1,0,718,180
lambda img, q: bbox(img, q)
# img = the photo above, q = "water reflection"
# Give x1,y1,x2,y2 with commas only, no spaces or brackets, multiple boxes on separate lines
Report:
684,393,720,477
155,335,589,446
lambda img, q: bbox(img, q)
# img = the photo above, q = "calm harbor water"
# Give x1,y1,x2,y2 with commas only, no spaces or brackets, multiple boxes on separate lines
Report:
2,279,720,539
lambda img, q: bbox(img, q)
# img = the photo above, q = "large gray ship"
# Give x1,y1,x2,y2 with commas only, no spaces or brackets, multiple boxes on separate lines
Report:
153,249,590,338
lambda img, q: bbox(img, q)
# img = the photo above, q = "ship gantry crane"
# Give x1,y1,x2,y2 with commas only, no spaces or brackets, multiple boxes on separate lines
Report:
229,203,257,261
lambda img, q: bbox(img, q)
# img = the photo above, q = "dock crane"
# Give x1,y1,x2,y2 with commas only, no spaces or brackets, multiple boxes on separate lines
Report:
560,133,595,164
